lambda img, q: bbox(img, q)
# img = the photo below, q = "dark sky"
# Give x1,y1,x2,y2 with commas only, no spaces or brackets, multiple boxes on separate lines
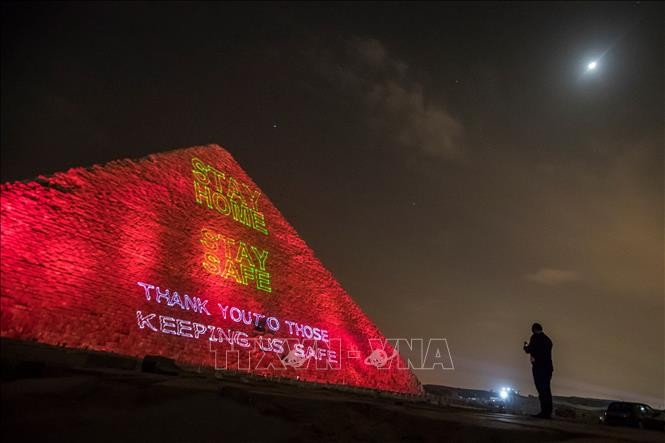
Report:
2,2,663,406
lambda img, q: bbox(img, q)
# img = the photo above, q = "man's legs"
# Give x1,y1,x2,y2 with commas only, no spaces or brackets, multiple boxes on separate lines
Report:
533,368,553,417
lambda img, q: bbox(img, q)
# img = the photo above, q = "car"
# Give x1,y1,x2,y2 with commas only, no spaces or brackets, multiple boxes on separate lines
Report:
601,402,665,431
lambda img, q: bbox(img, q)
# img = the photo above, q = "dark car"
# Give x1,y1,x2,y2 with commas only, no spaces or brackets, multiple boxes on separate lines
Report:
601,402,665,431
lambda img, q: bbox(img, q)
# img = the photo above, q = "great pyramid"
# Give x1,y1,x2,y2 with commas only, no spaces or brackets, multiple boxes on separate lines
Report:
0,144,421,394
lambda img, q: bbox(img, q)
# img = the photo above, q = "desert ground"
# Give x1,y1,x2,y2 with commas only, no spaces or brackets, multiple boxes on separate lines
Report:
1,339,662,443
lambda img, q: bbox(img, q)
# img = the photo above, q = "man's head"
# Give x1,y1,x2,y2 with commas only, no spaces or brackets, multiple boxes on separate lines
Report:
532,323,543,333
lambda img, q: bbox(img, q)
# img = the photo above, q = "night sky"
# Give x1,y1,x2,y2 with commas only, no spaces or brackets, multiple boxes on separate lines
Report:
2,2,663,406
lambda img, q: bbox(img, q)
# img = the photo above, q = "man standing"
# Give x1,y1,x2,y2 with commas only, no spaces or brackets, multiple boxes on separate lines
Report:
523,322,554,418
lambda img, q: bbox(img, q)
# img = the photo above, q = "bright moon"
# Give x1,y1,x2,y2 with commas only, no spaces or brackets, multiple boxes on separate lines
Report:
587,61,598,71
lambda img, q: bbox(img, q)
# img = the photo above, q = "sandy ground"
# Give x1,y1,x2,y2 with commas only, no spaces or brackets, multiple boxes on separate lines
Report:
2,367,663,443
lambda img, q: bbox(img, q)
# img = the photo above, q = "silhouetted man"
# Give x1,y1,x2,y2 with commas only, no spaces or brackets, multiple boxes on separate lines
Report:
523,322,553,418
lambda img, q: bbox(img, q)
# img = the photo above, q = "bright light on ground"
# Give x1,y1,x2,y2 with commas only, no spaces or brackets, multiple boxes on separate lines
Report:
499,389,509,400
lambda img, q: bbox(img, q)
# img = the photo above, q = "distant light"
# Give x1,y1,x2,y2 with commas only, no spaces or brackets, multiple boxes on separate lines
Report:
499,389,509,400
587,61,598,71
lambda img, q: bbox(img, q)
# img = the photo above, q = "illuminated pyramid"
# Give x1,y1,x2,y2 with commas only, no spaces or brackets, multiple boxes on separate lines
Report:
0,144,421,393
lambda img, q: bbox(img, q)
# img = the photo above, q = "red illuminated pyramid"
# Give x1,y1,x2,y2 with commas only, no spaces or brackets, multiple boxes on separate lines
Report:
1,145,421,394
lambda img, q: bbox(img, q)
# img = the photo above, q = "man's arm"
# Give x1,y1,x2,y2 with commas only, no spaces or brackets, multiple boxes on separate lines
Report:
524,334,539,354
523,337,532,354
